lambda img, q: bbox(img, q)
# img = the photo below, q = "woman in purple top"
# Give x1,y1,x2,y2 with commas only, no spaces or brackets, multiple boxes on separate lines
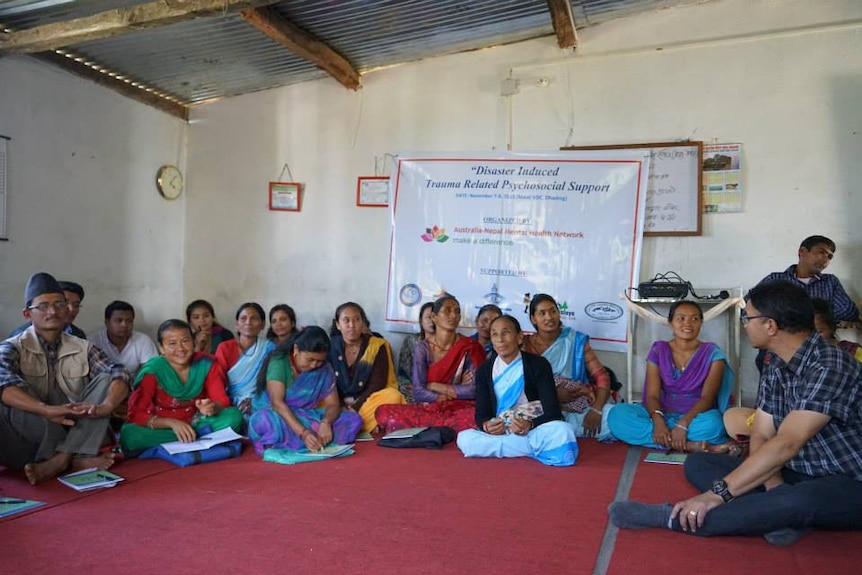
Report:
607,301,737,452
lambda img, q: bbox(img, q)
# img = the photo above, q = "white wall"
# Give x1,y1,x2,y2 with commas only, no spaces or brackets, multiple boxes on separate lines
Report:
3,0,858,404
0,56,188,338
186,0,862,403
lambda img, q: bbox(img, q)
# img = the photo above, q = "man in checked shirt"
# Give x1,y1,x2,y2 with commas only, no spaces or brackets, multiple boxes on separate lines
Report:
0,272,129,484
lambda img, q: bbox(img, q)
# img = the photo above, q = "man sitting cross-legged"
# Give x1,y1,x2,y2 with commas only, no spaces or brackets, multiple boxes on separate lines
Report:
609,281,862,546
0,273,130,484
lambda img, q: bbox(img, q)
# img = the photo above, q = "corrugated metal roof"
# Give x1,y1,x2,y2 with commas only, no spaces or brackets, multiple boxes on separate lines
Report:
0,0,149,29
272,0,555,72
1,0,697,111
66,16,327,103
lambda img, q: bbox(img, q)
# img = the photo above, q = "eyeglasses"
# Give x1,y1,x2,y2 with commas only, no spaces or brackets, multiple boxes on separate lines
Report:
67,302,83,310
27,301,68,313
739,312,770,326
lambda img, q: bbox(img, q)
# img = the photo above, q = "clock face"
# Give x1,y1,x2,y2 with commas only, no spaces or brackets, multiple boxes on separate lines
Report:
156,165,183,200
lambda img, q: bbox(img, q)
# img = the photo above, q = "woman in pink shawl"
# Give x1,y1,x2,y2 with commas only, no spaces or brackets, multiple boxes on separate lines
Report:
607,301,738,453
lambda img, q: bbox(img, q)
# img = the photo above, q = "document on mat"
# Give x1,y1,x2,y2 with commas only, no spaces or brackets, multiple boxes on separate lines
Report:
161,427,244,455
304,444,355,457
0,497,45,517
58,468,124,491
643,451,688,465
381,427,428,439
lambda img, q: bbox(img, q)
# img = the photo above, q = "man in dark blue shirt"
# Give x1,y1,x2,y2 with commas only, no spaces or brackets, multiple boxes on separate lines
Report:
758,235,858,322
610,281,862,545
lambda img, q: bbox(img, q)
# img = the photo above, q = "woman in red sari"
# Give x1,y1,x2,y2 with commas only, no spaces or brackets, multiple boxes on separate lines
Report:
376,295,486,432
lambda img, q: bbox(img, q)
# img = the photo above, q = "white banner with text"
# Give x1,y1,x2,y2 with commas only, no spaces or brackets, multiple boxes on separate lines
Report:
384,151,650,352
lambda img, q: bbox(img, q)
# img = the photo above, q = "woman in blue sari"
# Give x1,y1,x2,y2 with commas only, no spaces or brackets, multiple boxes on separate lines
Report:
249,326,361,455
607,301,736,452
214,302,275,424
457,315,577,466
521,294,615,441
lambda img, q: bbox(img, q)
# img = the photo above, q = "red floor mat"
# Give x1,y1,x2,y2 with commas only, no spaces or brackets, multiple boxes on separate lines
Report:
0,439,628,575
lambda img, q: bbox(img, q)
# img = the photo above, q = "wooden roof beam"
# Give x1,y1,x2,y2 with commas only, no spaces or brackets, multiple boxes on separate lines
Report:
546,0,578,49
0,0,280,54
37,51,189,120
240,6,360,90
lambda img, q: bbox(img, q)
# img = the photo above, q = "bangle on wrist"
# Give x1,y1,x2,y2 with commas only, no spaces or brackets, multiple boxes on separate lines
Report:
675,422,689,431
147,415,158,429
588,406,603,416
651,409,664,418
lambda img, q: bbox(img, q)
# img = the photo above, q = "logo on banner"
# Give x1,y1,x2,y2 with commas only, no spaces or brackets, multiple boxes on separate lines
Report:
420,225,449,243
483,283,504,304
585,302,624,321
557,301,576,319
399,284,422,307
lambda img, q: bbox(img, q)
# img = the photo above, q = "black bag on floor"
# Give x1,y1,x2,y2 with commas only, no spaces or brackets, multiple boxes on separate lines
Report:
378,426,456,449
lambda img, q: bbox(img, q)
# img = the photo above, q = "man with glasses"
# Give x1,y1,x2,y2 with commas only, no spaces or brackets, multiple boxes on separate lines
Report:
610,281,862,545
7,280,87,339
0,273,130,484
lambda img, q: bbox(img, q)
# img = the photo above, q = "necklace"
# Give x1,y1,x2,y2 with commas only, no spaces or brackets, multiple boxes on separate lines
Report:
671,341,699,372
431,335,456,352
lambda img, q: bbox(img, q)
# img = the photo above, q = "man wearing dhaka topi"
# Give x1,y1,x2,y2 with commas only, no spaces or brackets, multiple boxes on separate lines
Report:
0,273,130,484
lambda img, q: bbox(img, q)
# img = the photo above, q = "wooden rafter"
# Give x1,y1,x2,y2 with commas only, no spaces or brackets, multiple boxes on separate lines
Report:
0,0,280,54
37,51,188,120
240,6,360,90
546,0,578,49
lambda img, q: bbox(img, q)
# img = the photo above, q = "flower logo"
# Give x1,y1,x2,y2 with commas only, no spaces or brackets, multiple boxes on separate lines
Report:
421,225,449,243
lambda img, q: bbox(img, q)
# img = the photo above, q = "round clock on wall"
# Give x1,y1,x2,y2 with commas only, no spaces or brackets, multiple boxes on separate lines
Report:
156,164,183,200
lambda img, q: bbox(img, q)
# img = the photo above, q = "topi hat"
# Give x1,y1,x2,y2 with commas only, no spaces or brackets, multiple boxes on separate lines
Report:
24,272,64,308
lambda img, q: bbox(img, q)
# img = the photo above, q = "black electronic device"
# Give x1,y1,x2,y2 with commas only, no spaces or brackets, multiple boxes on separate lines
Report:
637,281,689,299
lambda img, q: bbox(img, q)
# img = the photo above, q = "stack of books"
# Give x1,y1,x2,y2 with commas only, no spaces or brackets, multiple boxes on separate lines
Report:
57,468,124,492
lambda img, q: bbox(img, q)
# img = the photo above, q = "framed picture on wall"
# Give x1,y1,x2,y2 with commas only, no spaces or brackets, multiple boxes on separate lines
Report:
356,176,389,207
269,181,302,212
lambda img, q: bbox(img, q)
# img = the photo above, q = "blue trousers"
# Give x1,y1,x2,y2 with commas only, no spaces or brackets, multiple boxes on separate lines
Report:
607,403,728,448
456,421,577,466
675,452,862,535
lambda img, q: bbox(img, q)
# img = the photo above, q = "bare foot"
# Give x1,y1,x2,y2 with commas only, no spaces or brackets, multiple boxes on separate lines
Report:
24,453,71,485
70,452,117,472
686,440,745,457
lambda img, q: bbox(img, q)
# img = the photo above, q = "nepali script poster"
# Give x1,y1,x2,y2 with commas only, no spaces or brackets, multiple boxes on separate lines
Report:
384,151,650,352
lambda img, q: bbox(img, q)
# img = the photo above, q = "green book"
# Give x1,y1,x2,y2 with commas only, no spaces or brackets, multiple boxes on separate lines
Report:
57,468,124,492
0,498,45,518
644,451,688,465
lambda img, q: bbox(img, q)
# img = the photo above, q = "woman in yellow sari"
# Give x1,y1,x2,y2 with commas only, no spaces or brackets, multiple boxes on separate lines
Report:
328,302,405,433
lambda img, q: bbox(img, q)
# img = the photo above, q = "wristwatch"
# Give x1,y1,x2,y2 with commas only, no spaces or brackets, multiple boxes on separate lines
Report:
711,479,734,503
